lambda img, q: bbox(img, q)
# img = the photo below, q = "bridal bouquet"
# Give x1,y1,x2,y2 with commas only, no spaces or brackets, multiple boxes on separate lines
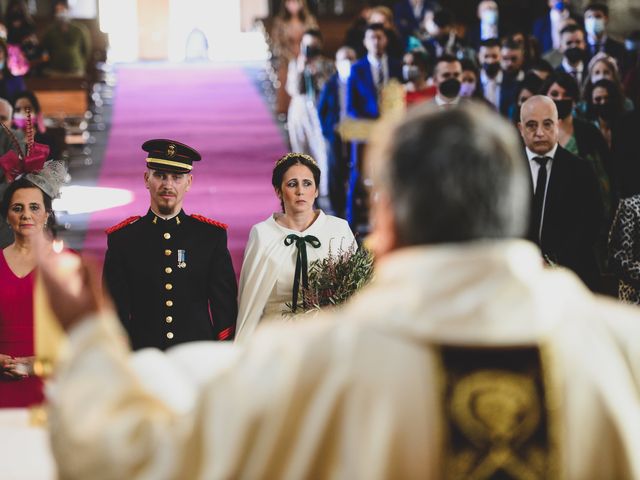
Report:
288,243,374,314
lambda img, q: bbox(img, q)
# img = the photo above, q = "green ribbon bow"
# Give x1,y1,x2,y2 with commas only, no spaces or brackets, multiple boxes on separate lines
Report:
284,234,321,311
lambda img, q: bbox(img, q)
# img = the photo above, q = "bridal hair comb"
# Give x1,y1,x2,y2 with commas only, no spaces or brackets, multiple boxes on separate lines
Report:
275,152,318,167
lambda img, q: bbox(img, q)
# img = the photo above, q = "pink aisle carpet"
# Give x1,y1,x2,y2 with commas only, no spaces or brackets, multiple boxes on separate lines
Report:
83,63,285,274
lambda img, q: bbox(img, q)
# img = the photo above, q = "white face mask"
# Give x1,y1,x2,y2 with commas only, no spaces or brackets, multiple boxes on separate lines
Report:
336,59,352,81
56,11,70,22
585,17,605,37
402,65,420,82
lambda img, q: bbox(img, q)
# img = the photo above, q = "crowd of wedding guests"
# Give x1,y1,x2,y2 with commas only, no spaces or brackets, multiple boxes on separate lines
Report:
269,0,640,300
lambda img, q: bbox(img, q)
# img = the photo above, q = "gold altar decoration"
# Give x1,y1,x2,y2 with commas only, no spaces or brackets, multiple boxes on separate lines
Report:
337,80,406,142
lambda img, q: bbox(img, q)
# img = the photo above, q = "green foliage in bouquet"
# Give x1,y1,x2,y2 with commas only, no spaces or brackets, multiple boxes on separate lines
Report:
287,243,374,313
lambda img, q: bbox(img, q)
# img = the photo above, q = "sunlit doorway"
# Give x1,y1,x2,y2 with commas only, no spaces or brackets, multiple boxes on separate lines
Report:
99,0,267,63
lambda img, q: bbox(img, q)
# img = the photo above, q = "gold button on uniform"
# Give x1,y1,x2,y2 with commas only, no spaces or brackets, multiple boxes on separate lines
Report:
163,233,171,239
165,316,173,323
166,300,173,307
165,283,173,291
165,267,172,274
164,249,172,256
166,332,174,339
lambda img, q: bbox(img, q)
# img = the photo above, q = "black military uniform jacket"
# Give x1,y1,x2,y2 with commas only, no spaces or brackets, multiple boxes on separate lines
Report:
103,209,238,350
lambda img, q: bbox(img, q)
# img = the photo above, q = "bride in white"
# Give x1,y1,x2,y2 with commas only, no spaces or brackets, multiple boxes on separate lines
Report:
235,153,355,341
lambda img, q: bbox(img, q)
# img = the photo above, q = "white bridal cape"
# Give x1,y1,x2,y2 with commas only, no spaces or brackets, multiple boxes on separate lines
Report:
235,210,355,341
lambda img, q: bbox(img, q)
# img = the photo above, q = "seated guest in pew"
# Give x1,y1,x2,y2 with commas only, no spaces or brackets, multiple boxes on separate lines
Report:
42,103,640,479
0,38,25,100
347,23,403,119
4,0,46,77
235,153,355,341
11,90,63,160
41,0,91,78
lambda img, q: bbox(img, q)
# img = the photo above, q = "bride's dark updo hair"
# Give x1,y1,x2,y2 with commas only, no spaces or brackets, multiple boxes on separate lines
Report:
272,153,321,210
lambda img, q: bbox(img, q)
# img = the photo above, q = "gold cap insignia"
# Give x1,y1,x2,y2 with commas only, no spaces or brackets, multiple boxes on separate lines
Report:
167,144,176,158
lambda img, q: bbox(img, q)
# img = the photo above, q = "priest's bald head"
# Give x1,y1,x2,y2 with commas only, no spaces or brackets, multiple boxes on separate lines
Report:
367,103,529,256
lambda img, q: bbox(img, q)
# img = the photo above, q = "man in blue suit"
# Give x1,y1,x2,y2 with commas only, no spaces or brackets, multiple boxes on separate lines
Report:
393,0,434,46
347,23,403,119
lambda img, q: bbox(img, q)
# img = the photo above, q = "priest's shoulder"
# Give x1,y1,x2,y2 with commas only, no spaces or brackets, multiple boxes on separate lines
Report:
189,214,228,233
105,216,141,236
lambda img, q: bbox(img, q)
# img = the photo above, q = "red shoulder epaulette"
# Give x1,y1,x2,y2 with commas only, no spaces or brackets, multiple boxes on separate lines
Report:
191,214,228,230
105,216,141,234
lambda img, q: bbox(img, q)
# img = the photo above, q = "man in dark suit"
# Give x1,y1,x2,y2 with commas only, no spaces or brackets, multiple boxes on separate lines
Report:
518,95,604,291
393,0,434,46
347,23,403,119
583,3,626,68
103,139,238,350
555,24,588,85
533,0,581,54
478,38,519,117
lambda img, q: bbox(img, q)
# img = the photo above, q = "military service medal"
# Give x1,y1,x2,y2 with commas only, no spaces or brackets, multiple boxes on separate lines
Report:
178,249,187,268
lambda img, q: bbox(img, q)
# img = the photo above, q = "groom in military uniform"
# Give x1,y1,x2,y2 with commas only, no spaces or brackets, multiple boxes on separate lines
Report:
103,139,237,350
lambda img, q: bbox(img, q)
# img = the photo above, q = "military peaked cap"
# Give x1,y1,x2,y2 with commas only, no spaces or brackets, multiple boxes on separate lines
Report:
142,139,201,173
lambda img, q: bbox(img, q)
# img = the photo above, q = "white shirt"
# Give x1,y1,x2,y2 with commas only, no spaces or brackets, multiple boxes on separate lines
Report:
435,92,460,107
480,69,503,109
368,54,389,89
526,143,558,240
561,57,584,84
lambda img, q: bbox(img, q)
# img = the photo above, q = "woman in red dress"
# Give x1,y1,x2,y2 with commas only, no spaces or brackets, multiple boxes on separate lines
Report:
0,175,57,407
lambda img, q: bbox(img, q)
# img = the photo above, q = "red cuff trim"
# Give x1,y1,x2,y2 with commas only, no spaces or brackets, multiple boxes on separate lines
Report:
191,214,228,230
105,216,141,234
218,327,233,340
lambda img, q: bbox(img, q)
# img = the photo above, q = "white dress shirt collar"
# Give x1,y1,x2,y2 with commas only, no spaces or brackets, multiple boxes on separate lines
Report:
435,93,460,106
526,143,559,161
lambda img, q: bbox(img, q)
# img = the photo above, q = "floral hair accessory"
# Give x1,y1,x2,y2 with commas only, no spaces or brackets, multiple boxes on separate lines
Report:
0,106,50,182
0,106,65,198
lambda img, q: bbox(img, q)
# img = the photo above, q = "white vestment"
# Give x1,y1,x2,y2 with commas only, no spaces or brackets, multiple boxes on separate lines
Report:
48,240,640,479
235,210,355,341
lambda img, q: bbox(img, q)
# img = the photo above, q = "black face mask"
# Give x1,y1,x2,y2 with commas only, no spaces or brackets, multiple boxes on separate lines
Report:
304,45,321,58
591,103,615,120
564,47,585,64
439,78,461,98
483,62,501,78
553,99,573,119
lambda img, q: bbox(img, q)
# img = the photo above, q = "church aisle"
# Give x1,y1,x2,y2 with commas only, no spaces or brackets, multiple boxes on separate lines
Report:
81,62,286,274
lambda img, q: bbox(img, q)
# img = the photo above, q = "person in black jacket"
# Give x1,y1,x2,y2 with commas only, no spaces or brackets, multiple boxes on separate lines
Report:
103,139,238,350
518,95,604,292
